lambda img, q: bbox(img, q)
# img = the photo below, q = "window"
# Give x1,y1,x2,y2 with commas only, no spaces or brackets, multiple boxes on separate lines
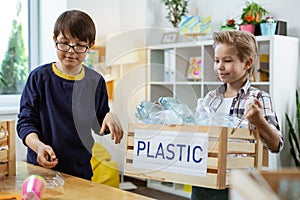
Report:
0,0,40,110
0,0,28,95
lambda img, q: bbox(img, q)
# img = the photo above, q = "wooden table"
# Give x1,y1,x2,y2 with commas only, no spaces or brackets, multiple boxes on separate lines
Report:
0,161,154,200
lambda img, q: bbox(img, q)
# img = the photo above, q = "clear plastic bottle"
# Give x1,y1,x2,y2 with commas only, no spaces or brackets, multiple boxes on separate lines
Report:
158,97,196,124
135,100,163,123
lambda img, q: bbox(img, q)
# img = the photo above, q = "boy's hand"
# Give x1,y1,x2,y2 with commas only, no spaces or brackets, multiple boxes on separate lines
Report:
100,112,124,144
245,98,265,125
25,133,58,169
36,144,58,168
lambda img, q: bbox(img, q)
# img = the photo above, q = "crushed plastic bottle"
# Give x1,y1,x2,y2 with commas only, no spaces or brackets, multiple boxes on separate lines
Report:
159,97,196,124
195,98,244,127
136,97,196,124
195,98,211,125
135,100,164,124
136,96,249,128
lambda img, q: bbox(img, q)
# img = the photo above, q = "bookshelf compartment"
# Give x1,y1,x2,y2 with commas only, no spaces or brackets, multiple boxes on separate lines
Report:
175,85,201,109
150,84,173,102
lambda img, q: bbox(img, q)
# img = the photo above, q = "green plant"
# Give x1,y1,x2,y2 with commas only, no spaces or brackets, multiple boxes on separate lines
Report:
161,0,188,28
221,18,237,29
0,1,28,94
241,1,268,25
286,90,300,167
0,72,6,85
260,16,276,24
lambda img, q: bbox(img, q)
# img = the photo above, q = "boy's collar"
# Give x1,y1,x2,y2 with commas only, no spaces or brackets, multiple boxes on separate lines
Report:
52,63,85,80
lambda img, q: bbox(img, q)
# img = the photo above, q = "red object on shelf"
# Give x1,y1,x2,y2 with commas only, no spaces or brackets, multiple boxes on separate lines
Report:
240,24,255,34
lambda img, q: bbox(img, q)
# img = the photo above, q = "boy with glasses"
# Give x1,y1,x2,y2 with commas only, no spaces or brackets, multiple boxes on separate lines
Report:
17,10,123,180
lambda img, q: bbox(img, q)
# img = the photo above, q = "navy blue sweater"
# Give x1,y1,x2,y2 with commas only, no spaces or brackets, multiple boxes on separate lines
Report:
17,63,109,180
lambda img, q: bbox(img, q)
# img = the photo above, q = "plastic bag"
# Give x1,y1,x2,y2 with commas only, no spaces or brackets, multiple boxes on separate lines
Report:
91,143,120,188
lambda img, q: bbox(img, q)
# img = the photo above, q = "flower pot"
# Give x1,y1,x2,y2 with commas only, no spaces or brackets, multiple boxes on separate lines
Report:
240,24,255,34
260,22,277,35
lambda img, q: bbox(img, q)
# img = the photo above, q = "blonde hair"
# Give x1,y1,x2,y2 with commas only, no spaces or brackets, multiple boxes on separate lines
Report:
213,30,258,76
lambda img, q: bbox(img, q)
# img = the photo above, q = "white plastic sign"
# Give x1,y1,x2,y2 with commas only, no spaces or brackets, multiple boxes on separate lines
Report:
133,128,208,177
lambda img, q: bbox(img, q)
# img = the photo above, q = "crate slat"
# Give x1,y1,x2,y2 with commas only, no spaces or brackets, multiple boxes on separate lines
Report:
0,150,8,162
208,141,255,154
126,151,255,170
128,124,256,140
0,121,8,129
0,162,8,177
125,162,221,188
0,138,7,146
227,157,255,169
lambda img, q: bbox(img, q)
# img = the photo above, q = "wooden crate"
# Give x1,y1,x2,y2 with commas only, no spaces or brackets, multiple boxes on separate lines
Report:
231,168,300,199
124,124,268,189
260,169,300,194
0,120,16,178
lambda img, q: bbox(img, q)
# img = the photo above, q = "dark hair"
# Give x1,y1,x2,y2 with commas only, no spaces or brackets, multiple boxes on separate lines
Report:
53,10,96,44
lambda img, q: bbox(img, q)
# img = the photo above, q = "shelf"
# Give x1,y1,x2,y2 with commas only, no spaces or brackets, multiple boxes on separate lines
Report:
250,82,270,86
149,81,270,86
174,81,202,85
148,40,213,49
149,81,174,85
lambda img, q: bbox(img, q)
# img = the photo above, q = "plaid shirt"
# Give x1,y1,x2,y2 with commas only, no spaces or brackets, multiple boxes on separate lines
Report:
202,80,283,152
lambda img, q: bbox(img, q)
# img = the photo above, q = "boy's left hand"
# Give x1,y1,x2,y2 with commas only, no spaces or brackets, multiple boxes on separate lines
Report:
100,112,124,144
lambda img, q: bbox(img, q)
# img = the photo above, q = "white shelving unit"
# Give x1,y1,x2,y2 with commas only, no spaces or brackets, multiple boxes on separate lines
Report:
146,35,299,197
147,39,214,109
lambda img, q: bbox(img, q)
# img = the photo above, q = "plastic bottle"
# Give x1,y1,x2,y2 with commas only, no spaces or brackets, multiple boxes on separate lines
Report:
135,100,163,123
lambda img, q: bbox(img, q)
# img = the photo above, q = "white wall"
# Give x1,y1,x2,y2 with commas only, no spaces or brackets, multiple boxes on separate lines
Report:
148,0,300,38
39,0,67,65
67,0,121,45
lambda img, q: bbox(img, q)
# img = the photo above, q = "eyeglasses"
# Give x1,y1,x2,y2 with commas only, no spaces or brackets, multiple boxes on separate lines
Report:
55,42,89,54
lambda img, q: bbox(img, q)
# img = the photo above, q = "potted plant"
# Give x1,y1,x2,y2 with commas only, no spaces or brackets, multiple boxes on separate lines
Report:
161,0,189,28
260,16,277,35
286,90,300,167
240,1,268,34
221,18,238,31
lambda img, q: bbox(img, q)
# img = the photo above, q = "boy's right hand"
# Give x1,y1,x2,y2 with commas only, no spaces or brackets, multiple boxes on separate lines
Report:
25,133,58,169
36,144,58,169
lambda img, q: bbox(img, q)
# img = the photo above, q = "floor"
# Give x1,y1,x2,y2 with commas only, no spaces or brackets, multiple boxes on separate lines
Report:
123,176,189,200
